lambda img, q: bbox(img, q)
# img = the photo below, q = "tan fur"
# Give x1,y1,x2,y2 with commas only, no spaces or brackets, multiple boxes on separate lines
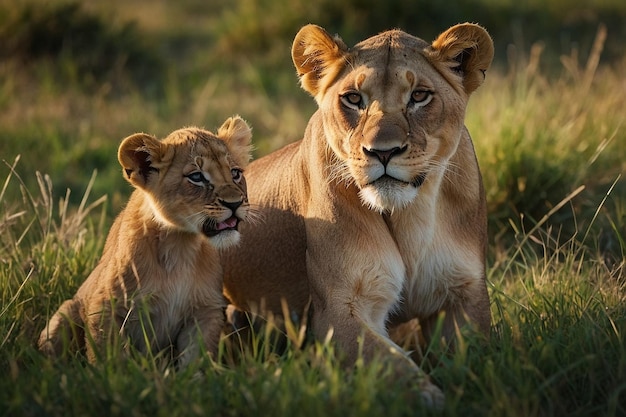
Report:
222,24,493,406
38,116,253,367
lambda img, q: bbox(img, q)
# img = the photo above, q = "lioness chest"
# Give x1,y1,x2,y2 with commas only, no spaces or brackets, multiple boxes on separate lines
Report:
391,221,484,322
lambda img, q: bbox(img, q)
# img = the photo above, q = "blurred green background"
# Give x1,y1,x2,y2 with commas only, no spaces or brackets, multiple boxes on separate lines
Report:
0,0,624,252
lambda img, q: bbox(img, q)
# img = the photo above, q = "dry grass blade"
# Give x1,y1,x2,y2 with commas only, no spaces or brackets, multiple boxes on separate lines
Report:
501,185,586,276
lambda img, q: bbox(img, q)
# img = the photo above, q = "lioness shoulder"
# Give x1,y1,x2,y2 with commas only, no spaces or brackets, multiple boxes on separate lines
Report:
39,116,253,367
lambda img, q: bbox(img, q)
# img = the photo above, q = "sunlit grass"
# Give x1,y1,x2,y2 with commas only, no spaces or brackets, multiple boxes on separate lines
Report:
1,163,623,416
467,26,625,257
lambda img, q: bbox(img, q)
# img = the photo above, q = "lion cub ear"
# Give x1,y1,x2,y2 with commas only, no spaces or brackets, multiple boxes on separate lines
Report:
118,133,163,189
292,24,349,100
217,116,253,168
429,23,494,95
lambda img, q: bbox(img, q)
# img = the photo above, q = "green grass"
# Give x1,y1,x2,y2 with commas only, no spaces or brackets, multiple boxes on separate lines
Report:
1,167,623,416
0,1,625,416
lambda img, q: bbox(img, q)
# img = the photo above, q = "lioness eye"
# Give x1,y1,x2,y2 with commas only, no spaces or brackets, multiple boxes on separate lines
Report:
410,90,431,104
186,172,205,185
231,168,243,183
341,92,363,109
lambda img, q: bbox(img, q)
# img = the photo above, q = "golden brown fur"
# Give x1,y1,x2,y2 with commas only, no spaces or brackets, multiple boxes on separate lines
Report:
222,24,494,406
38,116,253,367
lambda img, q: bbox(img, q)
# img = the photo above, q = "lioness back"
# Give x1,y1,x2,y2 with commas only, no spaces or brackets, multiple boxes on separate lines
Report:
223,140,310,313
223,24,494,407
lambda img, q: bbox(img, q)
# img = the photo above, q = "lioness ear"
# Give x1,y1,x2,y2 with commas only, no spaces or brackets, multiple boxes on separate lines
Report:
118,133,163,189
429,23,494,94
217,115,253,168
292,24,349,100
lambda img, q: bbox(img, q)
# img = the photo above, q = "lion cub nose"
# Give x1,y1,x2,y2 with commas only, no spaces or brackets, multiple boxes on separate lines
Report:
220,200,243,213
363,145,407,167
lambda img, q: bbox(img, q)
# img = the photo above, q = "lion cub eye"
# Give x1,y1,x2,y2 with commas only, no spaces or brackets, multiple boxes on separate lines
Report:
186,172,207,185
231,168,243,183
410,90,432,105
341,92,364,109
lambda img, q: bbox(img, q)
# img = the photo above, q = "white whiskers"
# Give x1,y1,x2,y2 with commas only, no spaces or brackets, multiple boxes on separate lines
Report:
325,152,354,187
241,204,264,226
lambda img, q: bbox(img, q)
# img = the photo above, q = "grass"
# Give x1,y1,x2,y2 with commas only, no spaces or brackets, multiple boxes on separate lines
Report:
1,166,623,416
0,1,625,416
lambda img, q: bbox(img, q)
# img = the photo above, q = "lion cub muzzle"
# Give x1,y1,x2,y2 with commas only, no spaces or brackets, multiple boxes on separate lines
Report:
202,198,246,238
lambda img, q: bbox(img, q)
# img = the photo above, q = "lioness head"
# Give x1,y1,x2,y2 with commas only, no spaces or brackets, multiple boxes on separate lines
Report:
292,23,493,212
118,116,253,248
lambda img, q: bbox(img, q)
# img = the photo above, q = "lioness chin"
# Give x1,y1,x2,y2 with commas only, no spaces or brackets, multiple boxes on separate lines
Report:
38,116,253,367
222,23,494,407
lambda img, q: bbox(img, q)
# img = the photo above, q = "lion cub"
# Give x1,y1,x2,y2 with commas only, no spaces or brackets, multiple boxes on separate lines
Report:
38,116,253,367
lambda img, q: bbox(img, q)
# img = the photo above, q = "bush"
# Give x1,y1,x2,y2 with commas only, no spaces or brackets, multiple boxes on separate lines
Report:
212,0,626,66
0,2,165,94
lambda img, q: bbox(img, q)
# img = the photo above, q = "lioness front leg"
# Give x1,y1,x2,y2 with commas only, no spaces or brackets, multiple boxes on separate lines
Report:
308,278,445,408
420,278,491,347
305,220,444,407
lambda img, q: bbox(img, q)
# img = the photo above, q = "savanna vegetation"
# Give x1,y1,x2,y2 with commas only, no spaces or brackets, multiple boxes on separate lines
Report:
0,0,624,416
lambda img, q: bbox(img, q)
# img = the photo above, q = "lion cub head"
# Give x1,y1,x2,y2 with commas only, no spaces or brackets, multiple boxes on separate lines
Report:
292,23,493,213
118,116,253,247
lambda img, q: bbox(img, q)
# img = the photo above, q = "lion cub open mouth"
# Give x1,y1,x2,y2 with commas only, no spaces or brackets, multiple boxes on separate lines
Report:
203,216,240,237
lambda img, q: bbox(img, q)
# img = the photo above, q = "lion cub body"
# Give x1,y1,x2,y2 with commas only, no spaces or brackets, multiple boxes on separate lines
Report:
223,24,494,406
39,117,252,366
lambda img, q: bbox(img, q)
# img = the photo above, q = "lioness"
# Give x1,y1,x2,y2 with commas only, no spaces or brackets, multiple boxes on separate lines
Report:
223,24,493,404
38,116,253,367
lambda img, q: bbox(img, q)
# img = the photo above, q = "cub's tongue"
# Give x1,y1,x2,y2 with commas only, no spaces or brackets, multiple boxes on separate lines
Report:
202,216,239,237
216,216,238,231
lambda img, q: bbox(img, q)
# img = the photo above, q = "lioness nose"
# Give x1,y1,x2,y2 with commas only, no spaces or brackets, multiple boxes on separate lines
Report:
220,200,243,213
363,145,407,166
